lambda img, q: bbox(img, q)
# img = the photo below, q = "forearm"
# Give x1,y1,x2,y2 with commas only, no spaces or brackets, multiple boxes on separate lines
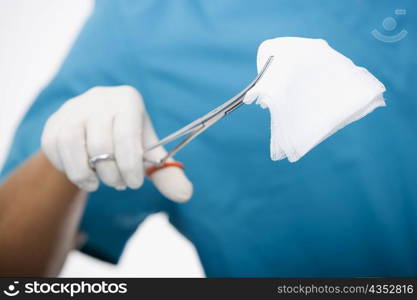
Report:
0,151,86,276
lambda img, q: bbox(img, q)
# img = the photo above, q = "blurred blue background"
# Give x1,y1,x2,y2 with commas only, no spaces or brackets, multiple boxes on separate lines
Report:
1,0,417,277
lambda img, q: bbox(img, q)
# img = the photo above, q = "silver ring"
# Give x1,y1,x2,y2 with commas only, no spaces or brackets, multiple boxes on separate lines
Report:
88,153,115,170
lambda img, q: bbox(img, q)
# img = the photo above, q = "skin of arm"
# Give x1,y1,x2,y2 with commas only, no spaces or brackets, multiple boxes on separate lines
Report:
0,151,85,277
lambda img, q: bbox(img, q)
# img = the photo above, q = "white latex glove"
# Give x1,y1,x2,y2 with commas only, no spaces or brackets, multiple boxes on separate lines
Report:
41,85,193,202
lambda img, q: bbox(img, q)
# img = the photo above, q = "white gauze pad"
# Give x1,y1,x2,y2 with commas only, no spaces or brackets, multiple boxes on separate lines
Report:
244,37,386,162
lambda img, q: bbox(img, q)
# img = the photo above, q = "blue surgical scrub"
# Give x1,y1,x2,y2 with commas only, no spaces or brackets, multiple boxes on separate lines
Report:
1,0,417,277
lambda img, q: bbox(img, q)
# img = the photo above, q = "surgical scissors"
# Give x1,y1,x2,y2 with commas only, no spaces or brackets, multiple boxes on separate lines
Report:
144,56,274,165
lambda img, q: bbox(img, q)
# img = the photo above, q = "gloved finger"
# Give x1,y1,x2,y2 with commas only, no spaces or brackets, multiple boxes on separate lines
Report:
148,167,193,203
57,122,99,192
86,115,126,190
41,112,65,171
142,112,193,202
142,111,168,162
113,109,144,189
42,99,84,171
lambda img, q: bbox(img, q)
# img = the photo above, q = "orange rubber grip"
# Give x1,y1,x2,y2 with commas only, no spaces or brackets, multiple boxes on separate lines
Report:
146,161,185,177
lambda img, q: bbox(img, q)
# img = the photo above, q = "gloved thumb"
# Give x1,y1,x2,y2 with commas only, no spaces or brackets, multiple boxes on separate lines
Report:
142,112,193,203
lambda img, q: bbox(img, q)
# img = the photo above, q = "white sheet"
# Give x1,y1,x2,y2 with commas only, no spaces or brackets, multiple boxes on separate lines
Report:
244,37,386,162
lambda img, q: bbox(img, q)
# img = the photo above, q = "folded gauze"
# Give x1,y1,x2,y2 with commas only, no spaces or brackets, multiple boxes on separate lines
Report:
243,37,386,162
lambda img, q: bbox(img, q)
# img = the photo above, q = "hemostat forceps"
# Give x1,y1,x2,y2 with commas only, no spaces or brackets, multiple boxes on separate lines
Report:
144,56,274,166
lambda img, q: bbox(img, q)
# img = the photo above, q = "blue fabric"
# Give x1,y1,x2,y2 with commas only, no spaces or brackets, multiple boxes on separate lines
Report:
1,0,417,276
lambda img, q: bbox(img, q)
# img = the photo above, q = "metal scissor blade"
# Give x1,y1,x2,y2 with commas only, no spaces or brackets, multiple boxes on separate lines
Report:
145,56,274,165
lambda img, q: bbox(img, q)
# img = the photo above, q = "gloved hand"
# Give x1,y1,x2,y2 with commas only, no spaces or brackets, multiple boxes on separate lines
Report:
41,85,193,202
